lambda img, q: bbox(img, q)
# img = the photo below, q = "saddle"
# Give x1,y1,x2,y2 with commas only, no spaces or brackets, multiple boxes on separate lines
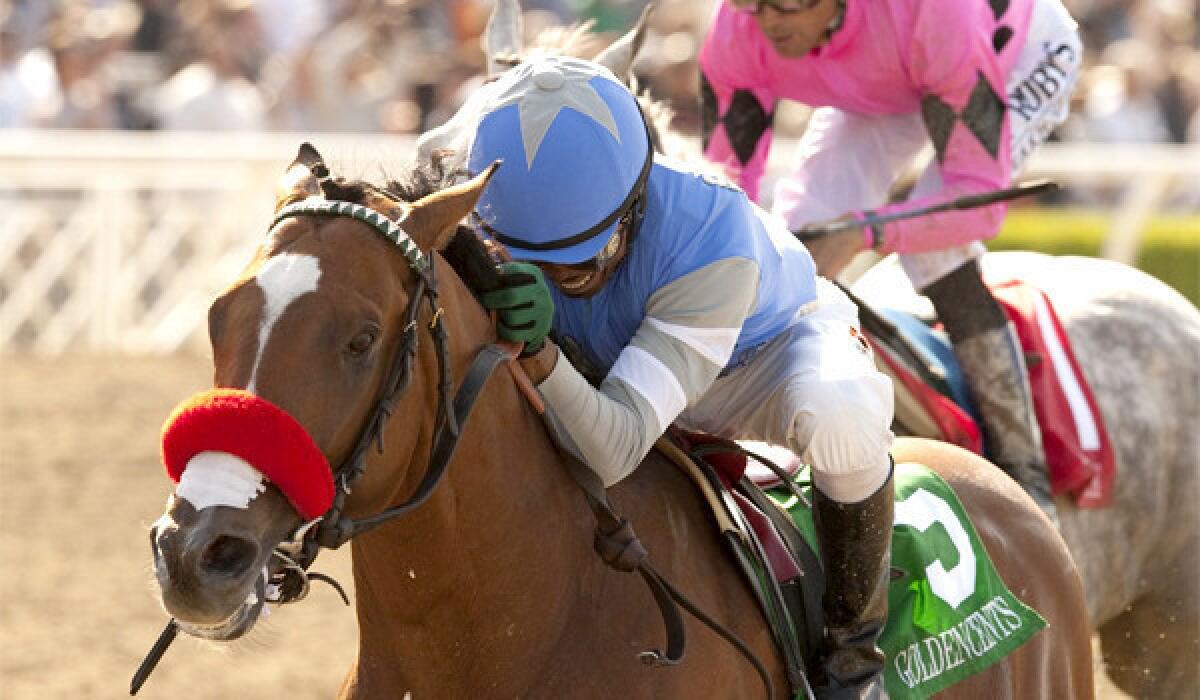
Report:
655,429,827,691
852,277,1116,508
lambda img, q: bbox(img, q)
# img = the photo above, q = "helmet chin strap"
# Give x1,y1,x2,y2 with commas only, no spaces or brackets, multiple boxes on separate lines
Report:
624,182,649,248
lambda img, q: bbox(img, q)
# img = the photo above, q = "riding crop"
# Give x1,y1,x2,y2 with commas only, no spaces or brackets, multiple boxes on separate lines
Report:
793,179,1060,242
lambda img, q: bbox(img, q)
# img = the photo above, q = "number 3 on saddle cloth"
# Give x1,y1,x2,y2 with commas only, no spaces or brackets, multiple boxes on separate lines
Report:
863,276,1116,509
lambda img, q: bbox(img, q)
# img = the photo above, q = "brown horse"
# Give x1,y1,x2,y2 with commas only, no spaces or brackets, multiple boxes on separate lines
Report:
145,152,1093,698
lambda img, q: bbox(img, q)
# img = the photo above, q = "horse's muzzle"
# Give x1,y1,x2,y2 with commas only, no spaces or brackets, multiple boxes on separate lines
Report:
151,506,267,636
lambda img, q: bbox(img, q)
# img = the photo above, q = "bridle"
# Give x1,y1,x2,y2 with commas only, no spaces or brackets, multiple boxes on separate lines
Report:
266,197,486,600
133,197,518,693
134,197,777,699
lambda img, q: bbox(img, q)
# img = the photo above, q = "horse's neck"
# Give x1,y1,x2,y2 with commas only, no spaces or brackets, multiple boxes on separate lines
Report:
346,296,594,695
348,401,590,695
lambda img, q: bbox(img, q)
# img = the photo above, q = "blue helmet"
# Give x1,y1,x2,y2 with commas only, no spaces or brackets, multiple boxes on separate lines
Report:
467,55,652,264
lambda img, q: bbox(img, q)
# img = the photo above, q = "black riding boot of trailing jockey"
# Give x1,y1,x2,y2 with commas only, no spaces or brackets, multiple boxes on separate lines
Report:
926,260,1059,525
812,467,893,699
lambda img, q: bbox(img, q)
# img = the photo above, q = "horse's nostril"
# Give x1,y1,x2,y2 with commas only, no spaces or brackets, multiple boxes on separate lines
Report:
199,534,258,576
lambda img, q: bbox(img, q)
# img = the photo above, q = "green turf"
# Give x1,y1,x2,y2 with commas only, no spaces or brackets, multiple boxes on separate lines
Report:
994,209,1200,305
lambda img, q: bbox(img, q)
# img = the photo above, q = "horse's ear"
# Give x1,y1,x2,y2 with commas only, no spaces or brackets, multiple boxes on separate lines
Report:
484,0,523,76
406,161,502,252
593,3,653,84
293,142,326,172
275,143,325,211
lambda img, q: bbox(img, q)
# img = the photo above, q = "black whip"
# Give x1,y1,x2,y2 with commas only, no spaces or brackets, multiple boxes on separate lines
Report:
130,619,177,695
794,179,1059,241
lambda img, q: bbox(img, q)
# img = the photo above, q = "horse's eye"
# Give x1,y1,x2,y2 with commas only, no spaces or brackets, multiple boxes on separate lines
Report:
347,328,379,356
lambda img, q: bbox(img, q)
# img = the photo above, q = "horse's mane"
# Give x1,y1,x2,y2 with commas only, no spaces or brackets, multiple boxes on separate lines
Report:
315,165,504,296
525,20,604,62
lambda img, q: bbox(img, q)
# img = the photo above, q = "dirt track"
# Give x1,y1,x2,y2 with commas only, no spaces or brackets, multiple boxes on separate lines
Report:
0,354,1129,699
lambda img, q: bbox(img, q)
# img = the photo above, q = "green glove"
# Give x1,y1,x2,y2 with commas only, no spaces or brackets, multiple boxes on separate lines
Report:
480,262,555,356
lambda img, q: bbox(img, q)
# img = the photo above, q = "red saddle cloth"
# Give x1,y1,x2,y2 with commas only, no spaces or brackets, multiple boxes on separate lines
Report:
988,276,1116,507
868,336,983,456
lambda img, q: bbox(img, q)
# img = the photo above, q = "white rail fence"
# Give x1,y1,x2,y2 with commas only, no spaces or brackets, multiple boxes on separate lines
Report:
1,130,1196,355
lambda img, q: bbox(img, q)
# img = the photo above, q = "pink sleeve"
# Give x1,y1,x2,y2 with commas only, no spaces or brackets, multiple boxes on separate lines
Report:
871,0,1012,254
698,4,776,203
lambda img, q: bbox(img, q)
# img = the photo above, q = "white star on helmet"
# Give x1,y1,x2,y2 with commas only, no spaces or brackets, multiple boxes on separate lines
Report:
482,57,623,168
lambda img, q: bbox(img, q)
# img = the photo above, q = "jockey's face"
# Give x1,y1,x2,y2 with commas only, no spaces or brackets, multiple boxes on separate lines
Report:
737,0,842,58
536,224,629,299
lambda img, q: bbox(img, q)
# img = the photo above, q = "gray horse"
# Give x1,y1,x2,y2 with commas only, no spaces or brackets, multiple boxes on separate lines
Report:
855,252,1200,698
417,3,1200,696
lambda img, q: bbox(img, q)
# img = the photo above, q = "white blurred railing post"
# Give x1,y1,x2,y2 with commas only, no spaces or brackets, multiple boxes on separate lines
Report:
1101,173,1173,266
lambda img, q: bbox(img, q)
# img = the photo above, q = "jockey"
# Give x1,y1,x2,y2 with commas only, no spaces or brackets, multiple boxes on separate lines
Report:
467,55,897,697
699,0,1083,525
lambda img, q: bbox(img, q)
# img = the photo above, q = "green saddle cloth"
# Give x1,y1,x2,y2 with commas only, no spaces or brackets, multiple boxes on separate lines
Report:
766,461,1046,699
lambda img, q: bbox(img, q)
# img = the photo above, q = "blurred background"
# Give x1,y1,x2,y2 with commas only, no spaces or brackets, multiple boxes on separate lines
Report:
2,0,1199,141
0,0,1195,698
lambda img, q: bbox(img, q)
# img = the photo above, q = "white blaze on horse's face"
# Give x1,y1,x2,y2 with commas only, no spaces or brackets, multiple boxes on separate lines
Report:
176,451,268,511
173,251,321,512
246,252,322,394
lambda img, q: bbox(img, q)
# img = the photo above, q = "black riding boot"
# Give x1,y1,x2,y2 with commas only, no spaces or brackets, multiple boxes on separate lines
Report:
812,468,893,699
925,261,1058,525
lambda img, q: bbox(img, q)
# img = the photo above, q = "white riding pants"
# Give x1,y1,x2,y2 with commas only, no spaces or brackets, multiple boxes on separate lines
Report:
677,279,895,503
772,0,1083,290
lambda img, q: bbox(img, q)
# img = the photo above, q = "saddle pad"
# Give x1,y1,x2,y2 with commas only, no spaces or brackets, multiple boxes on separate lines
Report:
988,276,1117,507
766,462,1046,699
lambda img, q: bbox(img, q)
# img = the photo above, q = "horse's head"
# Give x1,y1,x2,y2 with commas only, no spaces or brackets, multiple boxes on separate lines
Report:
148,143,499,641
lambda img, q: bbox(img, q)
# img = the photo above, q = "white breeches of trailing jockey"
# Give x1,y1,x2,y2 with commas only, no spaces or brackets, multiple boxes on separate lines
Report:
772,0,1082,290
678,279,895,503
